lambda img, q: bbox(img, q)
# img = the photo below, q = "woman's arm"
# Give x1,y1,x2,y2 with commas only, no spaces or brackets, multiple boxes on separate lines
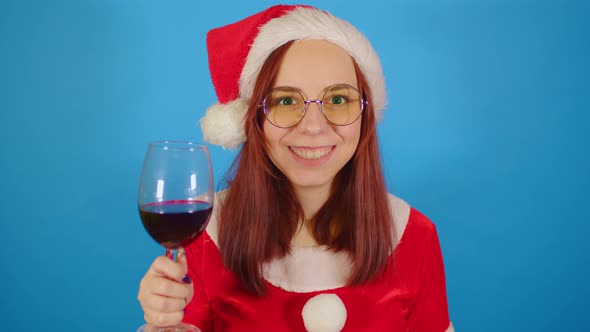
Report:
182,235,214,331
406,223,453,331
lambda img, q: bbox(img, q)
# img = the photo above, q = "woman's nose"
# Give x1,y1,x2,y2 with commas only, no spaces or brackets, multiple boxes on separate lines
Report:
298,101,327,134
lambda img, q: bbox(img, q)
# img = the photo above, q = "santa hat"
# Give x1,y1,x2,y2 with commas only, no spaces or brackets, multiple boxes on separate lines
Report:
200,5,387,149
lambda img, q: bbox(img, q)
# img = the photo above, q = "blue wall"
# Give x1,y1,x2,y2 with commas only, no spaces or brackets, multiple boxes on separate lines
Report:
1,0,588,330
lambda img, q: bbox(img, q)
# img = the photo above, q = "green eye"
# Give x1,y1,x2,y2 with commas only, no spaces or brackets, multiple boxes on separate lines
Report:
329,96,347,105
278,97,295,106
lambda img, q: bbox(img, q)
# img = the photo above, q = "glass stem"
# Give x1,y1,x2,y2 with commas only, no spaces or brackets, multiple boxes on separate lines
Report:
165,249,178,262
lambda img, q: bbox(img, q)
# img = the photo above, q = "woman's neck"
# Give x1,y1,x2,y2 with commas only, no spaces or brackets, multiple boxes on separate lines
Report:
294,184,330,220
291,184,331,247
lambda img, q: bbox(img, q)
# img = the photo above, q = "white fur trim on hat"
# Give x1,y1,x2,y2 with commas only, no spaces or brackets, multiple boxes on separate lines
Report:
241,7,386,119
202,6,387,149
200,98,248,149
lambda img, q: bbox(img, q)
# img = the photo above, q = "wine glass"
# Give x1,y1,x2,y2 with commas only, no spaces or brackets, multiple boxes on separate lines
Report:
137,141,214,332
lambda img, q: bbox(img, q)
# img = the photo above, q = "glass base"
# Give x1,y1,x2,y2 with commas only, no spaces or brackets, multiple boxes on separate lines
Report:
137,323,201,332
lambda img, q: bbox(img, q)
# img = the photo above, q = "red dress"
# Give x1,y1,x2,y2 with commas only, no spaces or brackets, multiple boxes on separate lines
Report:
183,196,452,331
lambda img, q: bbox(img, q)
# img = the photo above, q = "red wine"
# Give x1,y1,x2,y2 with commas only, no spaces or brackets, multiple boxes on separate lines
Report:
139,200,213,249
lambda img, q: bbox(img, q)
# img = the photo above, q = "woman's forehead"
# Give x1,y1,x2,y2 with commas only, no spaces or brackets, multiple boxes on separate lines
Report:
272,40,358,93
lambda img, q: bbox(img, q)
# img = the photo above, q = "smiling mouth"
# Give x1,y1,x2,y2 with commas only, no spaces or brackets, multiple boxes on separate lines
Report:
289,146,334,160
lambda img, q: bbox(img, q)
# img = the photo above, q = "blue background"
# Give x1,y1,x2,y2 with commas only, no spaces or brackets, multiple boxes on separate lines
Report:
0,0,588,330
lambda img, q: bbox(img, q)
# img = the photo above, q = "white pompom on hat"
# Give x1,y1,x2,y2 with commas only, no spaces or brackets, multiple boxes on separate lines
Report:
201,4,387,149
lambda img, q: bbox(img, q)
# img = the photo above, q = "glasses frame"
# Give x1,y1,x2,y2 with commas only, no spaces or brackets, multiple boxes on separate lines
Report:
260,83,368,128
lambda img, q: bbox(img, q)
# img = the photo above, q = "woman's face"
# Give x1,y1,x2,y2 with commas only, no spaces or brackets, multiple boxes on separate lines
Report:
263,39,362,193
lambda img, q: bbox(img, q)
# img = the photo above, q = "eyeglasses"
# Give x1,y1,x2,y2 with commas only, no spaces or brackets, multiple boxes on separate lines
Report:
261,84,367,128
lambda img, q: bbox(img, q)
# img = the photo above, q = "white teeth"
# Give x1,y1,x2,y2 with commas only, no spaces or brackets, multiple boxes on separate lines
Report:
290,146,332,160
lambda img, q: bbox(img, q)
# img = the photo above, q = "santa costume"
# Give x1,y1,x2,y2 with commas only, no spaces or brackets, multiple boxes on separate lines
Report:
185,5,454,331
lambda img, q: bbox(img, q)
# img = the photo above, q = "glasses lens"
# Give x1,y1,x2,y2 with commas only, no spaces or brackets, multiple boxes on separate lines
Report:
322,85,363,125
264,88,305,127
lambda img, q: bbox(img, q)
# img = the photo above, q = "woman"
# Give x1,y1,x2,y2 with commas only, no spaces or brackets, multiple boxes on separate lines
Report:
138,5,454,331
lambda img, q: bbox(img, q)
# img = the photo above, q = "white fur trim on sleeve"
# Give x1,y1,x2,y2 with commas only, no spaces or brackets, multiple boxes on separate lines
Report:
200,98,248,149
240,7,387,120
446,322,455,332
203,190,226,247
387,193,411,244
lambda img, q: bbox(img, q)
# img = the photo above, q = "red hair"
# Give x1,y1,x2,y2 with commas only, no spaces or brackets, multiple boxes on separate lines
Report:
218,42,395,294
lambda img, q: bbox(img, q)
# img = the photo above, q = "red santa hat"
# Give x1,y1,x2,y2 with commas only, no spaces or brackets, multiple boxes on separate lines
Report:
200,4,387,149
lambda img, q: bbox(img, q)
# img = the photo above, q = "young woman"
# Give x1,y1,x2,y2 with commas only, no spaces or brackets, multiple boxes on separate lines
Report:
138,5,454,331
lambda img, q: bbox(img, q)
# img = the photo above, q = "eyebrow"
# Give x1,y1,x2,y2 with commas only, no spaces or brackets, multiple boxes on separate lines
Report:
270,84,358,97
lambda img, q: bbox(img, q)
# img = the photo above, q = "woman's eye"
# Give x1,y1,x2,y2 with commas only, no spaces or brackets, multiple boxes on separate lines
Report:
329,96,347,104
278,97,295,105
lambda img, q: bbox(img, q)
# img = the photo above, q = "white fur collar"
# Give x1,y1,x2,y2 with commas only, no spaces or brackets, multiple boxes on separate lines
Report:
205,192,410,293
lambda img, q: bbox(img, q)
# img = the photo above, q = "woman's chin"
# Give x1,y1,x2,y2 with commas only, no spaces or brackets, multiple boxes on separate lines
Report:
287,172,335,192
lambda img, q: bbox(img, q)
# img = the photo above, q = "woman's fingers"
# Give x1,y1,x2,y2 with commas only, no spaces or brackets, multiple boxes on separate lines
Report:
140,292,188,313
151,275,192,298
138,255,194,327
143,307,184,327
139,272,192,301
148,255,187,282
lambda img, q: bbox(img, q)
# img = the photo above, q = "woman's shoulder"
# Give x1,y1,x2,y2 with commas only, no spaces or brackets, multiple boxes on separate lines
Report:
201,190,227,247
386,193,410,243
386,193,438,247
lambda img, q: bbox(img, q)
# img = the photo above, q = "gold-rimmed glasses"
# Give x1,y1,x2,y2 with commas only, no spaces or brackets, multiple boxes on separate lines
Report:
261,84,367,128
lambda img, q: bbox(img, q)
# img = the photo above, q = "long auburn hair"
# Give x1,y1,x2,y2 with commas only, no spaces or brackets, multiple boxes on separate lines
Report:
218,41,395,294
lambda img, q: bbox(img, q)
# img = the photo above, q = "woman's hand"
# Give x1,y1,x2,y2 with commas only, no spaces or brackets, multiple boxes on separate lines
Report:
138,253,194,327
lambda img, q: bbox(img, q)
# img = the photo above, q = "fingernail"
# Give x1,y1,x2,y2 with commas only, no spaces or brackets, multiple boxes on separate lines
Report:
182,274,192,284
